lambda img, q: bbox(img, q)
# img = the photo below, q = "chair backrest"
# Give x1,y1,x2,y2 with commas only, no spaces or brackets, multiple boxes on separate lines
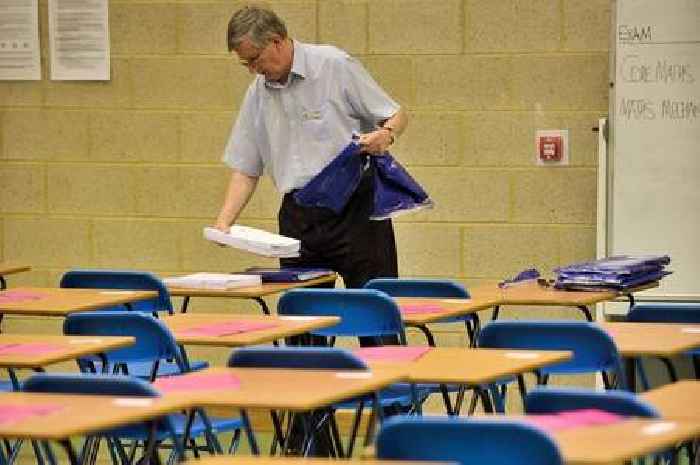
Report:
22,373,176,437
376,416,563,465
627,303,700,323
478,320,627,388
60,269,173,315
364,278,470,298
228,346,368,370
524,387,659,417
277,288,406,343
63,312,186,376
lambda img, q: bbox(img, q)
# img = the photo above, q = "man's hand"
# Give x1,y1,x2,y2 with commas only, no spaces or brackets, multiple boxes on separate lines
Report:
358,127,393,155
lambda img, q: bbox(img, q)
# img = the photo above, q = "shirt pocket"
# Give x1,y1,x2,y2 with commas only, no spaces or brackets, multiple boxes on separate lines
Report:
300,102,331,142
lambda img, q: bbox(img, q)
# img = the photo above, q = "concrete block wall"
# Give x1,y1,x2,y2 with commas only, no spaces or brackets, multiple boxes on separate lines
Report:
0,0,611,399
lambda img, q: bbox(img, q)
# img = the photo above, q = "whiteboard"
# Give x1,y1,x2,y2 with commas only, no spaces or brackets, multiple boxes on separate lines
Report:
609,0,700,301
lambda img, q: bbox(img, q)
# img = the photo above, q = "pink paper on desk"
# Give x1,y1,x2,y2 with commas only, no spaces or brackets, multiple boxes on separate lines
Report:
154,373,241,393
525,409,623,432
399,304,445,315
178,320,279,337
0,404,63,424
0,290,46,304
354,346,431,362
0,343,64,355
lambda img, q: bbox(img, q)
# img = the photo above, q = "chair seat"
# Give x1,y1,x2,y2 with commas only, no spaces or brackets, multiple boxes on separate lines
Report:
110,413,242,442
83,359,209,378
335,383,432,410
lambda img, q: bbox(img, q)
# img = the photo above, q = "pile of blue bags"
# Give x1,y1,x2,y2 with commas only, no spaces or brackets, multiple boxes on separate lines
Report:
554,255,672,291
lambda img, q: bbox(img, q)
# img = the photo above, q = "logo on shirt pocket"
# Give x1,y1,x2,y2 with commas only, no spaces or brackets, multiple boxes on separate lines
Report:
300,105,330,141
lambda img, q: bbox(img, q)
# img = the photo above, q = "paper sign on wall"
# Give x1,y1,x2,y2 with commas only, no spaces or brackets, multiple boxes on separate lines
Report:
0,0,41,80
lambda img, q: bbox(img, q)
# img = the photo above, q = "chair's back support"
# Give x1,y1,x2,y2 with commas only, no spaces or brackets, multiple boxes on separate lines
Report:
376,416,563,465
228,346,368,370
60,269,173,315
277,289,406,343
478,320,627,388
364,278,470,298
524,387,659,417
627,303,700,323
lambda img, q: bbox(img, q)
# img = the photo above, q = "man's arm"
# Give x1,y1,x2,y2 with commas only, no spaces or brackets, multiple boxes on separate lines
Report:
358,107,408,154
214,169,260,231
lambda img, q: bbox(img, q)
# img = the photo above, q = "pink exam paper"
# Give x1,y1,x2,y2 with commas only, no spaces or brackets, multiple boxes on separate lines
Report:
354,346,431,362
525,409,623,432
0,343,64,355
178,320,279,337
0,404,63,424
0,290,46,304
399,303,445,315
154,373,242,393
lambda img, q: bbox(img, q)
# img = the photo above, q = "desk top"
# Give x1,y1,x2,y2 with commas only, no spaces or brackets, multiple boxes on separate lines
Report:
395,297,499,325
0,287,159,317
641,380,700,419
159,366,405,411
470,281,658,307
554,417,700,465
0,392,186,440
0,334,134,369
601,322,700,357
0,263,31,277
161,313,340,347
166,274,337,299
360,347,571,385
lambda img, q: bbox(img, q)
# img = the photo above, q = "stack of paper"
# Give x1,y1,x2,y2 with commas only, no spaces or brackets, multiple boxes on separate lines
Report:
203,226,300,258
163,272,261,290
554,255,671,291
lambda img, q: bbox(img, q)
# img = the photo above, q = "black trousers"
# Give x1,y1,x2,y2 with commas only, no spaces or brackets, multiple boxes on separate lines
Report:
279,163,398,288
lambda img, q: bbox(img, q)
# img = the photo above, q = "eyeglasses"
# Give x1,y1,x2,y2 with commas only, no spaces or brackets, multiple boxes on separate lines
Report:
239,42,270,68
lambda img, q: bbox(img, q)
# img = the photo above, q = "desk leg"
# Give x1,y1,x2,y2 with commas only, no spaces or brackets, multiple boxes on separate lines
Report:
492,305,500,321
577,305,593,322
180,296,190,313
57,440,79,465
410,324,436,347
253,297,271,315
0,276,6,290
240,409,259,455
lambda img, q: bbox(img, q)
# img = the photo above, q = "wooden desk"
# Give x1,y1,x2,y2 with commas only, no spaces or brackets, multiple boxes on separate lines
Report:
161,313,340,347
160,366,405,455
553,417,700,465
601,322,700,390
359,346,570,414
0,263,30,290
0,287,158,317
642,380,700,419
0,334,134,370
167,274,337,314
0,391,186,464
470,281,658,321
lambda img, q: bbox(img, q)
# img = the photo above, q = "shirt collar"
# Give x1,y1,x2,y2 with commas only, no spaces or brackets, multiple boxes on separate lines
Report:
264,39,306,89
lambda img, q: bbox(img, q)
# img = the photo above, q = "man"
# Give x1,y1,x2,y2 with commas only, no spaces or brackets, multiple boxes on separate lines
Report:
215,4,408,289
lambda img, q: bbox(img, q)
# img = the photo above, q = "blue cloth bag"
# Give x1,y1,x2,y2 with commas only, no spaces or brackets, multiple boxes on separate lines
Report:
294,139,433,219
292,140,364,214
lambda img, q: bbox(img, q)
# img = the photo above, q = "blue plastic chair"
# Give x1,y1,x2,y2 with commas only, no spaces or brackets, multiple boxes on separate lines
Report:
60,270,207,376
376,416,563,465
21,373,221,465
627,303,700,383
363,278,480,347
477,321,628,411
63,313,242,455
228,346,381,457
60,269,173,315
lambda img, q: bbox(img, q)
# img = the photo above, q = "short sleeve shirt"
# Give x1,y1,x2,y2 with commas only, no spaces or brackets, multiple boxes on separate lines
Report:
223,40,400,194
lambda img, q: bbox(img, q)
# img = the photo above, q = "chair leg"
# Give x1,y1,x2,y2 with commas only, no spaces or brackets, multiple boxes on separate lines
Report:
227,429,241,455
346,402,364,457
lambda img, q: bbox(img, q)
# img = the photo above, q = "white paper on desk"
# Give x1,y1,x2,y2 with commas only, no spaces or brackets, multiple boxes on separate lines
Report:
163,273,261,290
0,0,41,80
203,226,300,258
48,0,110,80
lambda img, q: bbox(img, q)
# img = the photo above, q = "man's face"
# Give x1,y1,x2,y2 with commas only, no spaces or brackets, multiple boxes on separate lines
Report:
235,35,289,82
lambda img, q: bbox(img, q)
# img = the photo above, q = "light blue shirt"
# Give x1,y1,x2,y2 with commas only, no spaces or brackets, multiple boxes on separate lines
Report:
223,40,400,194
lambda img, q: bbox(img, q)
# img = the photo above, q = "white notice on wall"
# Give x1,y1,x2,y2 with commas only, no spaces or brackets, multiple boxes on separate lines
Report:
0,0,41,80
48,0,109,80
